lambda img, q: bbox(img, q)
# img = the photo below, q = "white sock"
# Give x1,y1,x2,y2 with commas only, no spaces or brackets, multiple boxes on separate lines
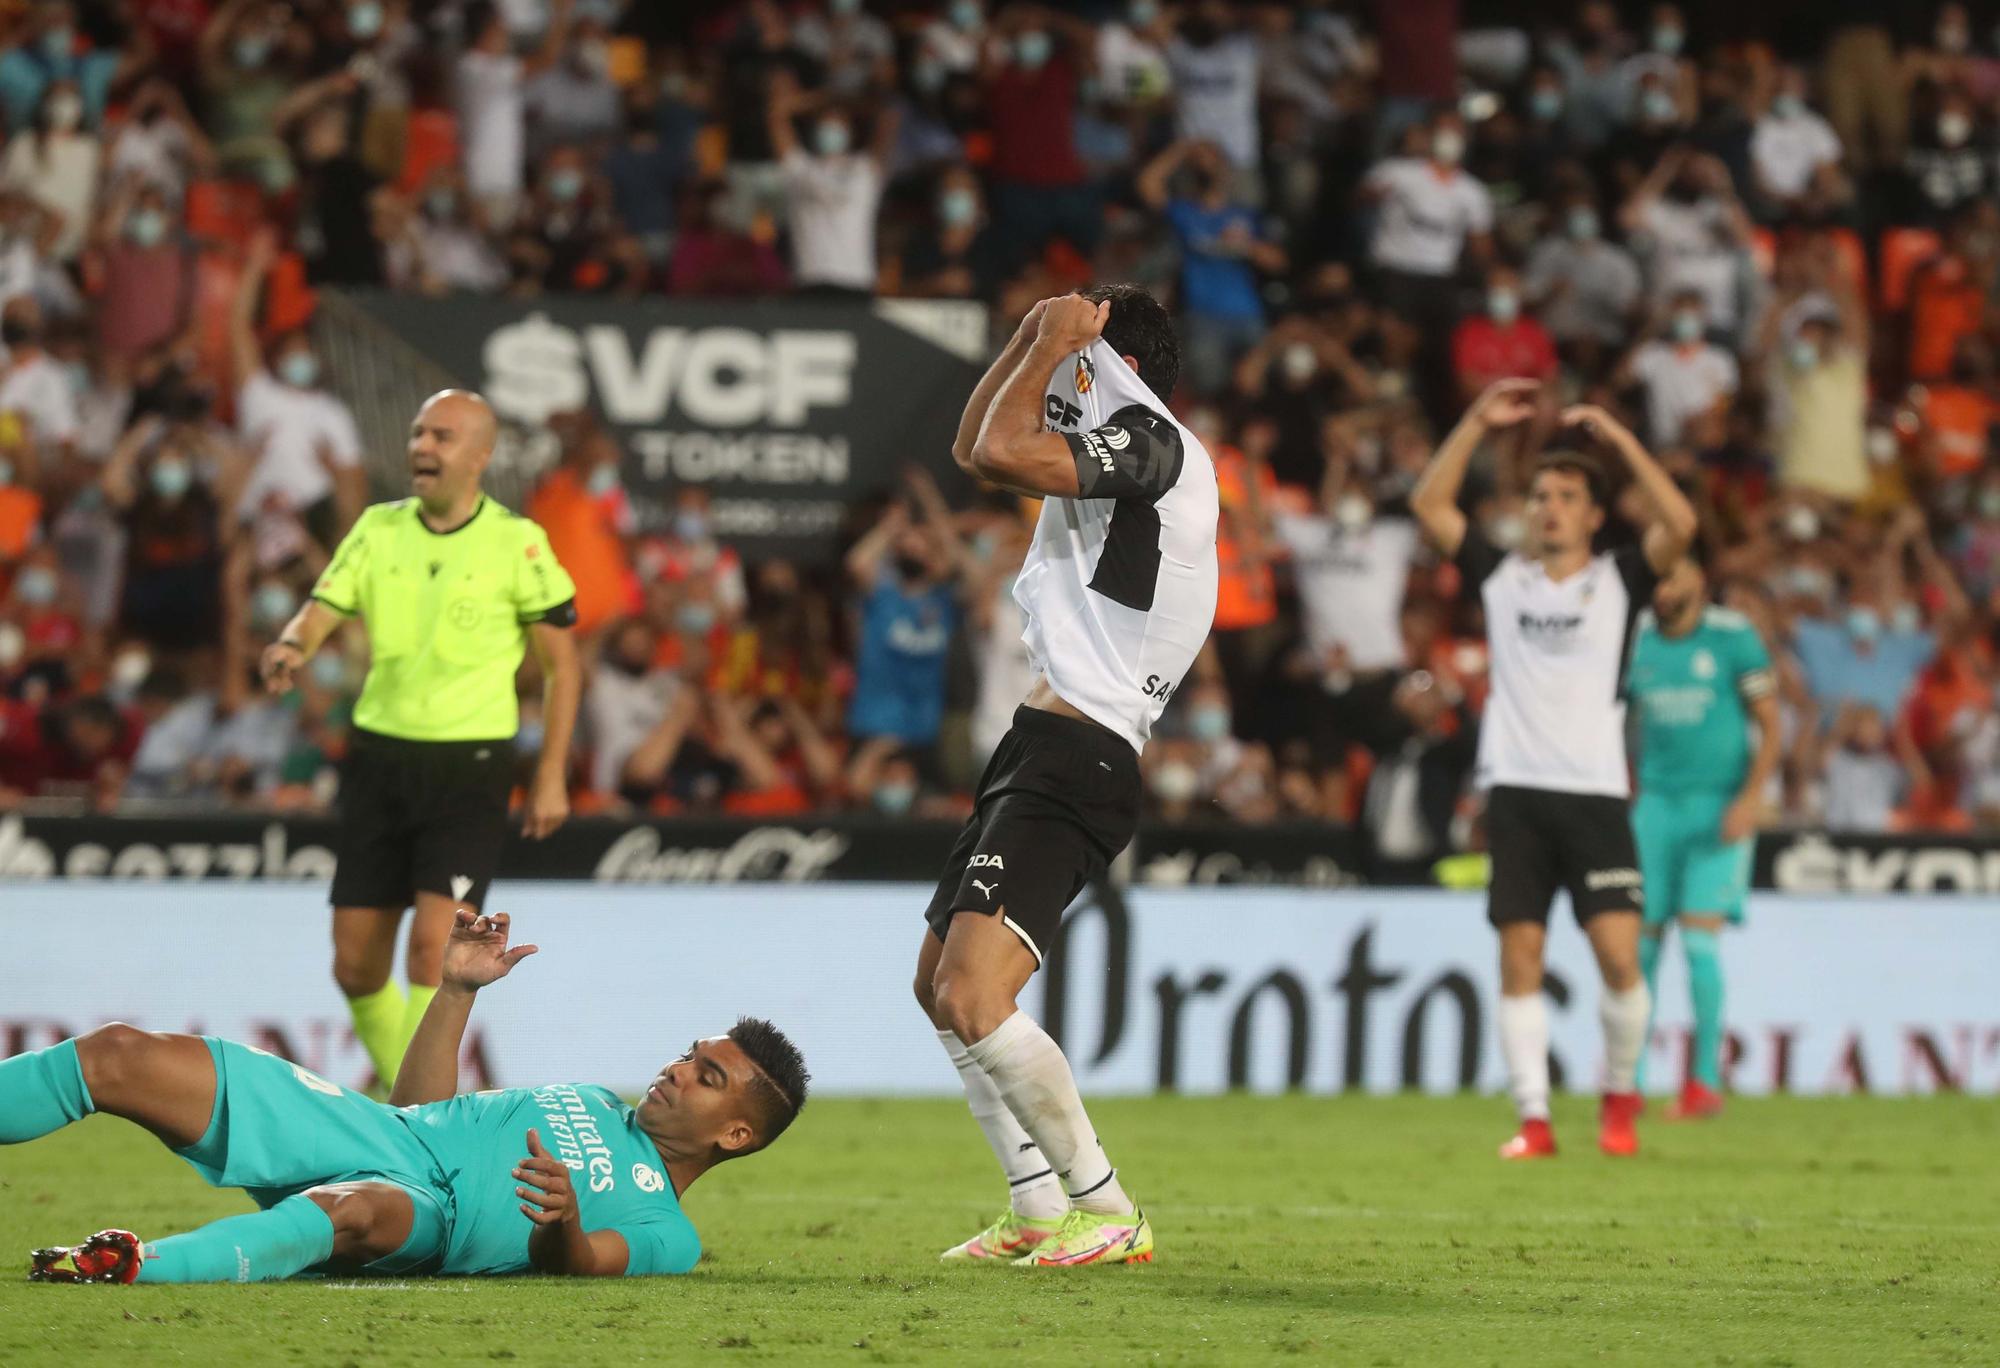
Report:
1599,980,1651,1094
936,1029,1067,1222
1497,993,1551,1122
963,1011,1132,1216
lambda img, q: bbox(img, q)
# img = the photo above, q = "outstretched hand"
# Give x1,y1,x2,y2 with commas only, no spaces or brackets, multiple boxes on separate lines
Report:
1470,378,1540,429
1560,403,1635,448
441,909,539,992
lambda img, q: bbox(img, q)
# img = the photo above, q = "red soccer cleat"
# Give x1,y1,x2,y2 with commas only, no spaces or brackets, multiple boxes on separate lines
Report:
1665,1079,1725,1120
28,1230,144,1284
1498,1117,1557,1159
1599,1092,1642,1156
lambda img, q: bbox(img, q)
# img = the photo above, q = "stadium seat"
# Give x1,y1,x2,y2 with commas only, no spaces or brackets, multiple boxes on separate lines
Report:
183,180,264,248
1879,227,1944,312
396,109,461,194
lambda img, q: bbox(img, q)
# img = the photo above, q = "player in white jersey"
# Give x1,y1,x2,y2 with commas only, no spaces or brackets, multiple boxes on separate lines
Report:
913,286,1218,1268
1411,380,1696,1161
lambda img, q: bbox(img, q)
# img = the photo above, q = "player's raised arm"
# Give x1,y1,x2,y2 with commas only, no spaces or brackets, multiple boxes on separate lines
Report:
1410,379,1540,557
968,294,1112,497
952,297,1053,474
1561,404,1697,573
390,911,539,1107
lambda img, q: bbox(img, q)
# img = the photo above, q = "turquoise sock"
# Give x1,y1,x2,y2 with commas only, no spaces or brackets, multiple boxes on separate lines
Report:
1636,931,1664,1092
135,1194,335,1284
1683,927,1725,1090
0,1039,95,1142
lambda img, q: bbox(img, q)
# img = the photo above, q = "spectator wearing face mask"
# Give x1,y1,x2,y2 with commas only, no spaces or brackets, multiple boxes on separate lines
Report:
1897,87,1992,229
508,145,632,293
1232,319,1378,491
584,617,686,799
1750,67,1851,224
83,179,191,363
1162,2,1260,176
1813,701,1919,831
279,83,389,289
981,3,1103,279
102,413,246,654
1,78,99,262
844,493,964,759
1760,240,1868,499
635,487,748,622
895,166,999,301
1450,263,1557,406
1792,576,1938,726
229,233,366,545
0,297,80,474
388,171,509,295
457,0,577,228
1616,287,1738,449
767,73,895,296
789,0,895,100
525,412,641,636
0,2,120,136
1524,190,1642,359
1621,147,1760,342
1906,203,2000,382
524,15,621,161
197,0,301,189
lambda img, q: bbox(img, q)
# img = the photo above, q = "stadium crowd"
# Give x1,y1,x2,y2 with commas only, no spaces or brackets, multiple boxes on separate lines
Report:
3,0,2000,855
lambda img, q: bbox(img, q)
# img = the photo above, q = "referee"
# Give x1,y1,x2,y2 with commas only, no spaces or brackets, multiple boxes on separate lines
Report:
259,389,582,1089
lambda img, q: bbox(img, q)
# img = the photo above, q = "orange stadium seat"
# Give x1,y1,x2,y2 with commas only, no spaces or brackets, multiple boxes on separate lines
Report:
1879,227,1943,312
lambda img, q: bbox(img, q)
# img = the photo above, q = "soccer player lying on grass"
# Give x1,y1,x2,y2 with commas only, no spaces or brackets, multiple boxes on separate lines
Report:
7,910,808,1283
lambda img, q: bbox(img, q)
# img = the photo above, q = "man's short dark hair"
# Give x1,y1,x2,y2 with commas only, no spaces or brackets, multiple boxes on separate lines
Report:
728,1016,809,1151
1080,282,1179,400
1531,449,1609,508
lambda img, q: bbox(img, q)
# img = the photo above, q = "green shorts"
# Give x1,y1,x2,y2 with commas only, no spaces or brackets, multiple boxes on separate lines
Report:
1631,790,1752,928
175,1038,453,1275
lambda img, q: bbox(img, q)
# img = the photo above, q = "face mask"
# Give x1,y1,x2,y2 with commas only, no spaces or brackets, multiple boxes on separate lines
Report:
151,456,192,500
426,188,458,220
1487,512,1526,550
1847,606,1881,642
1671,311,1703,343
349,1,385,39
253,583,297,628
1979,488,2000,520
1890,603,1921,635
1938,25,1970,54
673,511,709,543
1782,564,1829,600
938,187,977,227
1015,31,1052,69
813,121,851,157
1866,427,1898,464
110,648,151,692
234,34,272,69
1641,88,1677,124
1487,287,1520,324
0,622,23,669
573,39,609,75
1152,761,1199,803
1651,26,1684,55
41,27,72,62
873,780,917,815
585,463,620,497
46,92,82,132
0,456,11,485
1788,338,1820,370
1567,206,1599,240
1529,87,1562,120
127,207,168,247
1130,0,1159,23
15,565,56,606
678,602,716,634
279,351,319,388
515,719,546,754
1939,112,1973,147
830,0,862,15
548,168,585,201
1772,93,1804,119
1430,129,1465,164
260,157,295,193
1783,505,1820,541
913,58,947,94
949,0,981,31
1189,705,1230,742
1334,494,1372,531
309,651,348,690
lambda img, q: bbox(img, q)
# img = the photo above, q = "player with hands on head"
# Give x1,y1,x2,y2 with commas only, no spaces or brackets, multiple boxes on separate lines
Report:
1413,379,1696,1161
10,908,807,1284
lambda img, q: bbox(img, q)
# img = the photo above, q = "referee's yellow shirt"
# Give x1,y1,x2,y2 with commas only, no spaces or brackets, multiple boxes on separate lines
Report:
312,498,578,742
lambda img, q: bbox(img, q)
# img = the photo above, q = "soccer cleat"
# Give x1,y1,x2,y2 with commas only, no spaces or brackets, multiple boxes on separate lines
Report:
28,1230,143,1284
1599,1091,1642,1156
1498,1117,1557,1160
939,1209,1063,1263
1665,1079,1724,1121
1013,1206,1153,1268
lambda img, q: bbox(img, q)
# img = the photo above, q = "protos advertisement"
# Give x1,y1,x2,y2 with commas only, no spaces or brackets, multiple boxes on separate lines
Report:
342,292,987,561
4,886,1993,1098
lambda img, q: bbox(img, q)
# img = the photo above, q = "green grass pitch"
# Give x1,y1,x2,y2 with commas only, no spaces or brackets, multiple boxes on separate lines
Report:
2,1094,1996,1366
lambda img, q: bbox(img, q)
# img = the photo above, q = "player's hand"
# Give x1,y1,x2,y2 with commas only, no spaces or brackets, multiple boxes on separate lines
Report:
1560,403,1634,448
522,770,570,839
1035,293,1111,355
259,642,304,694
1469,378,1539,430
441,909,539,991
1720,794,1761,845
515,1129,579,1227
1009,296,1058,348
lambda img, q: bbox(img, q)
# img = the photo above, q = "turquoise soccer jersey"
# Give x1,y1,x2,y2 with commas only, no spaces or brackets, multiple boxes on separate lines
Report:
401,1084,700,1276
1627,607,1773,796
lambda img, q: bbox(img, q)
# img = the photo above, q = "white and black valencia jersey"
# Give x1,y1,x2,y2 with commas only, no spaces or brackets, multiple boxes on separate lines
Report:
1458,529,1659,798
1014,337,1220,751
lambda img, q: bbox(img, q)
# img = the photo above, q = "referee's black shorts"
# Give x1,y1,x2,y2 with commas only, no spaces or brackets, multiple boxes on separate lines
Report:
330,729,514,911
1485,784,1643,928
923,706,1139,967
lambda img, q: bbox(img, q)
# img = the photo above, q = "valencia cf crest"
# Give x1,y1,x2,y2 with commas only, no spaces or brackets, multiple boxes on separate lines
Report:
1075,355,1095,394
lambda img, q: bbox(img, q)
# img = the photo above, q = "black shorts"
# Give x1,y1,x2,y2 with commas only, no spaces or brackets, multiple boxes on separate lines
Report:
923,707,1140,966
329,729,514,912
1485,785,1643,927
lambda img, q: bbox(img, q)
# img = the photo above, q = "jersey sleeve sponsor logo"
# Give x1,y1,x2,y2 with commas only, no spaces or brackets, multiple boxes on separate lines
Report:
1101,425,1131,450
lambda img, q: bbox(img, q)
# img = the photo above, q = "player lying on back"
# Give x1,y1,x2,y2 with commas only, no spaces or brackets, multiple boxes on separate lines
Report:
8,910,807,1283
